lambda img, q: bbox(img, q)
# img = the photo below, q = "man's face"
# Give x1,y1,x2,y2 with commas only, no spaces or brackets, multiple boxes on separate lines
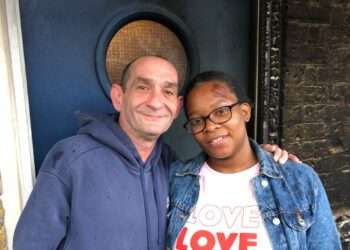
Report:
111,56,182,142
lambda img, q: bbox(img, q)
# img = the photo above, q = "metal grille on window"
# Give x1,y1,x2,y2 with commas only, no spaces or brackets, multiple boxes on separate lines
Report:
106,20,187,86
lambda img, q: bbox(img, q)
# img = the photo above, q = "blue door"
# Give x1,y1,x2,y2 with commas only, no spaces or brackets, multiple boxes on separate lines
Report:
20,0,252,172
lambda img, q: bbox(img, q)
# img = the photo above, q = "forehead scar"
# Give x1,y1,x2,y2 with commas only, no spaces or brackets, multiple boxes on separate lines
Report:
210,82,232,98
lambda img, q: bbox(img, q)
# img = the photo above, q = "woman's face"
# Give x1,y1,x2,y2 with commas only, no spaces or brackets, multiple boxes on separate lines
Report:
185,80,252,164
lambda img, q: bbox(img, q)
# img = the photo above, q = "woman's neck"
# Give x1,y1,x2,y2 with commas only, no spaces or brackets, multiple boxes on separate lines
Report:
207,140,258,173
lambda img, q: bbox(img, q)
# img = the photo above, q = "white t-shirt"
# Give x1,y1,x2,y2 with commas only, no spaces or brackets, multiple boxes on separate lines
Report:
173,162,273,250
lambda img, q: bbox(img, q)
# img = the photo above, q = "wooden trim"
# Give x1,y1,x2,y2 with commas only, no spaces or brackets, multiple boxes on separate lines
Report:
0,0,35,248
255,0,285,144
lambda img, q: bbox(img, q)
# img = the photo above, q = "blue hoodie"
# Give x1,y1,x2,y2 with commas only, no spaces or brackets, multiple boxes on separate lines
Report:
14,113,176,250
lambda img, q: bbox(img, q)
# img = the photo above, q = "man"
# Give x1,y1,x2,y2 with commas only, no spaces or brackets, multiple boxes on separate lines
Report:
14,55,291,250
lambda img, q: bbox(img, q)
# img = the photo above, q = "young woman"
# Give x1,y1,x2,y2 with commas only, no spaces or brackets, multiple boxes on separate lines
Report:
167,71,341,250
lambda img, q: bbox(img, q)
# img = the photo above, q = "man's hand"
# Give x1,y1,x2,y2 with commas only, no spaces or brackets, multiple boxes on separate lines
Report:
261,144,302,164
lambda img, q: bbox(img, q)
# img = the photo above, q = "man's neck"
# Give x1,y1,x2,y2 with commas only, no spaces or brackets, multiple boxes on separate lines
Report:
131,137,157,162
117,119,159,162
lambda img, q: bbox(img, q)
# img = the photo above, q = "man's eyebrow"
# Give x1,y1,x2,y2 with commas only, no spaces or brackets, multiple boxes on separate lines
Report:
134,77,151,84
164,82,178,88
135,76,178,87
134,77,178,88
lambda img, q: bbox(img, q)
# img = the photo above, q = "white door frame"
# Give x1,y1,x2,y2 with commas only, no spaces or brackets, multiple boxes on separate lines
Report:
0,0,35,248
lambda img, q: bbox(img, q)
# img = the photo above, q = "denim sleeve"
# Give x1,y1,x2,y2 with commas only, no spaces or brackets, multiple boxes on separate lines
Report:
307,171,342,249
13,171,70,250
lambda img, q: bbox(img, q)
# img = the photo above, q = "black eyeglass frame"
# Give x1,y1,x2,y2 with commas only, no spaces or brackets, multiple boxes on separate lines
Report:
183,101,244,134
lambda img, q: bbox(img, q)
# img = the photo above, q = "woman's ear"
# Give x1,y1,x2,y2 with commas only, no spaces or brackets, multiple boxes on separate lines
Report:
239,102,252,122
110,83,123,111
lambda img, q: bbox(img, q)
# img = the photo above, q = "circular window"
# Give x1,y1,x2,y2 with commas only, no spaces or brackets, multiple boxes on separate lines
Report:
95,4,199,98
106,20,187,87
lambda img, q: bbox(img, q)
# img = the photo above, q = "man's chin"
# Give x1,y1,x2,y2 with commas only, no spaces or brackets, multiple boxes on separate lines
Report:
143,126,170,138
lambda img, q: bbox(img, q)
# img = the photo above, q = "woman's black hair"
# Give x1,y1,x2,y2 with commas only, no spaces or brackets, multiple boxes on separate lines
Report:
183,70,251,117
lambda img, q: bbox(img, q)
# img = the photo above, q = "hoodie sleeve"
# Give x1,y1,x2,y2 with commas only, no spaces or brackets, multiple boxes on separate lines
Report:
13,168,71,249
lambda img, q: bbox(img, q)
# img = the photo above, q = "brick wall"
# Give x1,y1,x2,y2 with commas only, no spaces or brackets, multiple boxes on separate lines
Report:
283,0,350,247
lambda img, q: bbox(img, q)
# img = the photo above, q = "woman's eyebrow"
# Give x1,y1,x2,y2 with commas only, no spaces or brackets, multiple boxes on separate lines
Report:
187,100,231,118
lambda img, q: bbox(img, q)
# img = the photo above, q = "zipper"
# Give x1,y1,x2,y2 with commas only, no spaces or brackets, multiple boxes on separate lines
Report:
140,166,151,250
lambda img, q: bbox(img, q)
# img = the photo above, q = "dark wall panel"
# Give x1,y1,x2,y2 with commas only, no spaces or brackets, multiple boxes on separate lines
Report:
20,0,251,170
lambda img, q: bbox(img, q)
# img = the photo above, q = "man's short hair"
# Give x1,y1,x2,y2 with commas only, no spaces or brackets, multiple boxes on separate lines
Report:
118,55,182,91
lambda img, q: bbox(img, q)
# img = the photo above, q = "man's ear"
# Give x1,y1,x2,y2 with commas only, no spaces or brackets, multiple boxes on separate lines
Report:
239,102,252,122
110,83,123,111
175,96,183,118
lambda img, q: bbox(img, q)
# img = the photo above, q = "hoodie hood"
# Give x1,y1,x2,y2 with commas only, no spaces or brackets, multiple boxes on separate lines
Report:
76,112,163,172
14,112,173,250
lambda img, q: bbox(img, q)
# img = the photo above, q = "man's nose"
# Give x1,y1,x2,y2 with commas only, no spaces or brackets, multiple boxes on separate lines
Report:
146,89,164,109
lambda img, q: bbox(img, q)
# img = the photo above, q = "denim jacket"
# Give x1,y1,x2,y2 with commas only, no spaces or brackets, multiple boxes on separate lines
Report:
167,140,341,250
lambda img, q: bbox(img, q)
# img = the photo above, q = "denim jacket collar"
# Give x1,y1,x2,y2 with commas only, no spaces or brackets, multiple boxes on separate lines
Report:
175,139,283,179
174,152,205,177
252,140,283,179
167,139,342,250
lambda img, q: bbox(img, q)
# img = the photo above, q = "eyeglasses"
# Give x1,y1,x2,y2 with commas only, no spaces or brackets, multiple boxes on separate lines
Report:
184,102,242,134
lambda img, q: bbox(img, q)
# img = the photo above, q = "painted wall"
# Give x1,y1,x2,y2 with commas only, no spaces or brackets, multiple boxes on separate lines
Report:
19,0,252,170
